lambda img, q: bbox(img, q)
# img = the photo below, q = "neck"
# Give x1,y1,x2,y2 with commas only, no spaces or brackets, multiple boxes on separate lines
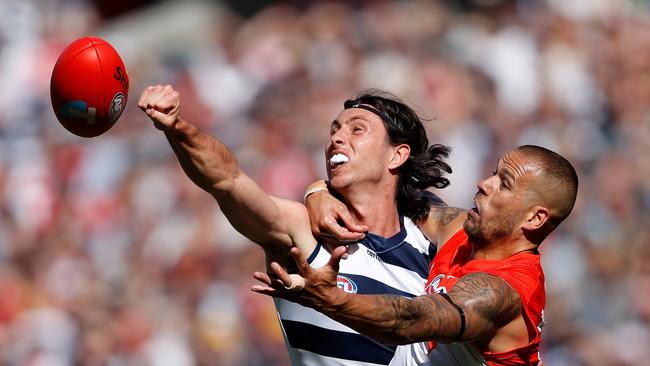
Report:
339,183,401,238
470,236,537,260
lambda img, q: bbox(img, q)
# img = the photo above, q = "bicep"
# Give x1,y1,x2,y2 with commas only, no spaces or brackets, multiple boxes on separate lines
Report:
447,272,521,342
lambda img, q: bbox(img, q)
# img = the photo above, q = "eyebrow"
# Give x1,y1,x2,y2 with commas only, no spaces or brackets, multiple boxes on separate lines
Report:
332,115,371,126
501,167,516,185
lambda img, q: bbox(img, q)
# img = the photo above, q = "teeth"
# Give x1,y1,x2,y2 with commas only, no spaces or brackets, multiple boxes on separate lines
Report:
330,153,349,166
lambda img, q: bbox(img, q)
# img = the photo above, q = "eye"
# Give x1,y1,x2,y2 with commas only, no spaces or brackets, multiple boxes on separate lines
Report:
350,123,366,134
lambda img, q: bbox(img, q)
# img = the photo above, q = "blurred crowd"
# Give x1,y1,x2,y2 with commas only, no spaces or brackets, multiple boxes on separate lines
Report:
1,0,650,365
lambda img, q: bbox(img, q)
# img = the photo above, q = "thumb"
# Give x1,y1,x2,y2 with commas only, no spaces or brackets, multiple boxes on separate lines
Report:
146,108,175,130
327,246,347,273
337,209,369,233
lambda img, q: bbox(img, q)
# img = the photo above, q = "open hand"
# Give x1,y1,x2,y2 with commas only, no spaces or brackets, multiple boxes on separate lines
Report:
251,246,348,311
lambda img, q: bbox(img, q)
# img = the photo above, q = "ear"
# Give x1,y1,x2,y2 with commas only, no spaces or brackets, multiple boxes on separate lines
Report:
522,206,550,231
388,144,410,170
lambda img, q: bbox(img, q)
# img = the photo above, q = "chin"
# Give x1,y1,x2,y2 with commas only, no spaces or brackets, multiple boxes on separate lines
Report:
462,218,475,233
328,175,349,190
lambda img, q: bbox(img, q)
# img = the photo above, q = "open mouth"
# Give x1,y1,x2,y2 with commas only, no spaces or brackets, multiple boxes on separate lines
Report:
329,153,349,168
469,198,480,217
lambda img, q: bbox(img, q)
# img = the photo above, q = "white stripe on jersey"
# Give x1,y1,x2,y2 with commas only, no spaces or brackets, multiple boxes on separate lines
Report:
275,299,356,333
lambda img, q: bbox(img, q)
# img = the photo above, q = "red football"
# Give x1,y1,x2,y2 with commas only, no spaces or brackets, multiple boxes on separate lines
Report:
50,37,129,137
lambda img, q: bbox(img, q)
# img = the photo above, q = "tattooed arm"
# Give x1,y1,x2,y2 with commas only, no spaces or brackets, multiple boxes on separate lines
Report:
253,248,522,346
418,206,467,248
325,272,521,344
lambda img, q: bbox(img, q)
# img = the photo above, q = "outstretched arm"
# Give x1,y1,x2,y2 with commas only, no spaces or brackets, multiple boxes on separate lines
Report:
139,85,315,257
252,248,521,345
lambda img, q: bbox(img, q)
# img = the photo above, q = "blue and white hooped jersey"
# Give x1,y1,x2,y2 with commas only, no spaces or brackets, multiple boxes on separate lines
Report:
275,216,436,366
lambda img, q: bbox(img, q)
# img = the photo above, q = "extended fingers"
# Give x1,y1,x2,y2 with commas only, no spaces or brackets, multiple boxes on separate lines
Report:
269,262,294,287
252,270,289,291
323,216,364,242
289,247,311,275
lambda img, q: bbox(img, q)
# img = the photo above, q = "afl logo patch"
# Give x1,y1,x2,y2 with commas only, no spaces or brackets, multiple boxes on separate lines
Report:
337,275,358,293
108,92,125,123
426,274,446,294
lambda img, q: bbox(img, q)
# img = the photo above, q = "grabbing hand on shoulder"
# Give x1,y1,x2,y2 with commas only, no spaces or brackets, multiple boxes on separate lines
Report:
304,180,368,246
138,85,181,131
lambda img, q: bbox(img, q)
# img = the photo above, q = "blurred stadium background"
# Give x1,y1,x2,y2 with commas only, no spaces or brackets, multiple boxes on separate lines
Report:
1,0,650,365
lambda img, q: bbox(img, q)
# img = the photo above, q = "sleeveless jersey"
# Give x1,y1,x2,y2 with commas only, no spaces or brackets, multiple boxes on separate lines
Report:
424,229,545,366
275,216,436,366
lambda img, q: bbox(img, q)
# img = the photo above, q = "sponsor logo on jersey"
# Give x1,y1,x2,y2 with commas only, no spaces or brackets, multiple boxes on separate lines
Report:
337,275,358,293
365,249,384,262
109,92,125,123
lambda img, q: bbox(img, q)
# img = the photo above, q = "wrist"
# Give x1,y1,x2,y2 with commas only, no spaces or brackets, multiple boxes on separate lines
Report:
167,117,197,139
303,180,329,203
322,288,350,314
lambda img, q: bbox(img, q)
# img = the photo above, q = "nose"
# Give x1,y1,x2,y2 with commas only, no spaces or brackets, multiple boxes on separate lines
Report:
476,175,494,195
330,128,345,146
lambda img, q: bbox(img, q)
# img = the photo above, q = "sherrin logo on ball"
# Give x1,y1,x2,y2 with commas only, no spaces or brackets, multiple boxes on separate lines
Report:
50,37,129,137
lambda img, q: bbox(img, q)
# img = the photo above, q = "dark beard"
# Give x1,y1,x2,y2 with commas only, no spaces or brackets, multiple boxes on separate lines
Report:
464,218,513,248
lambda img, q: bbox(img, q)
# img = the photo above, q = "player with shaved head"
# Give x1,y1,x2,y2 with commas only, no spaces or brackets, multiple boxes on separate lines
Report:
139,85,453,365
253,145,578,366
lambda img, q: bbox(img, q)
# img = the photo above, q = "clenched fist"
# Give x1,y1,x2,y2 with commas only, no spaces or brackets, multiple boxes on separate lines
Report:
138,85,180,130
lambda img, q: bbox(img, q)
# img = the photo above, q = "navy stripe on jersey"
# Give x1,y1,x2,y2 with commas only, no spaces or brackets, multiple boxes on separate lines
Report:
341,273,415,297
374,242,433,279
282,319,396,364
286,242,323,275
362,215,407,252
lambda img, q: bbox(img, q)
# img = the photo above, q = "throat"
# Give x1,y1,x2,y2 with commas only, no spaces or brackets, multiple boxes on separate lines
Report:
337,182,402,237
348,203,402,237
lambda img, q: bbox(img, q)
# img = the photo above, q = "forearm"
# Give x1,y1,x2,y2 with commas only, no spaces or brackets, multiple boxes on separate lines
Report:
164,117,311,250
325,293,461,345
164,117,240,194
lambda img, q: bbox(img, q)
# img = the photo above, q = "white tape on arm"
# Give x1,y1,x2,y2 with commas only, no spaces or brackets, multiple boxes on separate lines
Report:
303,186,329,203
284,274,306,291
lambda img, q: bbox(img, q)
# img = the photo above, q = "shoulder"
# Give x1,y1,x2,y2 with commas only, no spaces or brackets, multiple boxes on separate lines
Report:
417,205,467,248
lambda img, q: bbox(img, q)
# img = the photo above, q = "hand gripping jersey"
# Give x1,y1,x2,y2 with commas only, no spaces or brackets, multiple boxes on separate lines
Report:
424,229,545,366
275,216,436,366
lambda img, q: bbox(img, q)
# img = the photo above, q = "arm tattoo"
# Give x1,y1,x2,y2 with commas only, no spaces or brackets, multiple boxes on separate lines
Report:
430,206,464,227
334,294,465,344
448,272,522,339
326,273,521,345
